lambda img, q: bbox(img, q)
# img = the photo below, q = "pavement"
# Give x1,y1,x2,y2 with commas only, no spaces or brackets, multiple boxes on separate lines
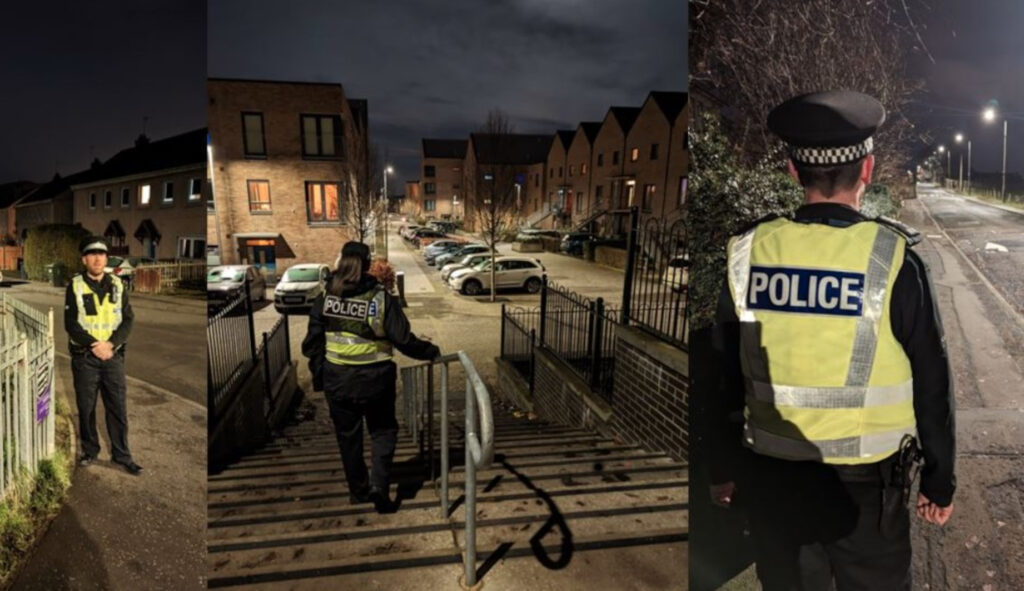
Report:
903,185,1024,589
9,283,207,591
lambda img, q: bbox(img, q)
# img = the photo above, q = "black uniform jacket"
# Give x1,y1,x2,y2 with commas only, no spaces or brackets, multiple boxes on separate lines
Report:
64,272,134,355
710,202,956,507
301,275,440,390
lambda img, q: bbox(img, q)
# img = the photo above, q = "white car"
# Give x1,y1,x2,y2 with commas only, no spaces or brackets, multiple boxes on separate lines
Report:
274,263,330,314
662,255,688,292
448,256,546,296
440,252,495,282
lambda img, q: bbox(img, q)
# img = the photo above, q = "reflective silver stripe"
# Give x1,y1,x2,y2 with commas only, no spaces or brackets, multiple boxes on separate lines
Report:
369,289,386,337
845,227,899,386
745,424,916,460
728,230,757,323
325,350,392,364
327,334,373,346
748,379,913,409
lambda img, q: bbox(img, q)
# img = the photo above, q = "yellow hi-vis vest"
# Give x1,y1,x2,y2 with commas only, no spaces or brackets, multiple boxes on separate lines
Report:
726,217,916,464
323,286,393,366
71,274,124,342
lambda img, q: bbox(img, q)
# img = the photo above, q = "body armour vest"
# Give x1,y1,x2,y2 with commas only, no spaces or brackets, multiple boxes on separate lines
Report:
726,217,915,465
71,274,124,343
323,285,393,365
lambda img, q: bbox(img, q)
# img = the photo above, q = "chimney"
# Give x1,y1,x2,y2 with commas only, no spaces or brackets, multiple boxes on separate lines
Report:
135,134,150,148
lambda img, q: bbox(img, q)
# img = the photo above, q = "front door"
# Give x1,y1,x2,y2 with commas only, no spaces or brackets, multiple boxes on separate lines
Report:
142,237,156,259
245,239,277,276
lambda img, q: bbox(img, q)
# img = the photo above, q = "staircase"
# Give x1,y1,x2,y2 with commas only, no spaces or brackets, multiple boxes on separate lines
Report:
523,204,556,228
207,397,688,589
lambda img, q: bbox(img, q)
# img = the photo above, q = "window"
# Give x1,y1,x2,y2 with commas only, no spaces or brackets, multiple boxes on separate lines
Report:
139,184,151,206
612,151,620,165
569,165,574,177
163,181,174,204
534,174,539,188
424,182,436,194
189,178,202,201
630,148,639,162
595,185,603,205
679,177,687,208
424,199,436,212
120,187,130,208
242,112,265,157
642,184,656,212
424,165,436,177
301,114,343,158
650,143,660,160
452,183,461,190
104,190,112,209
306,182,341,223
597,153,604,167
207,189,216,212
247,180,271,212
581,163,588,174
89,192,96,209
177,237,206,260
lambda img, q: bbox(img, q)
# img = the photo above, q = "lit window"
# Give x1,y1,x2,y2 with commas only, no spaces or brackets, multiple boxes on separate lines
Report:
247,180,271,212
163,181,174,204
306,182,341,222
301,114,343,158
189,178,202,201
630,148,639,162
177,237,206,259
581,163,588,174
139,185,151,206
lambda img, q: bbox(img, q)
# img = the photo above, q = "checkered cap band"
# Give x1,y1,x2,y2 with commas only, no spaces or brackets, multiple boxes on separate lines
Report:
791,137,873,165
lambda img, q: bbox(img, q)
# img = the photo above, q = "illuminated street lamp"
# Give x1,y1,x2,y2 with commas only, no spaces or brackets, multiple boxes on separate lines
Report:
982,105,1008,201
382,165,394,259
937,145,951,178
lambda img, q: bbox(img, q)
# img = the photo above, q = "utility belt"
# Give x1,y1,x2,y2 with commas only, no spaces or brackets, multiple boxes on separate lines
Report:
69,342,125,357
880,435,923,538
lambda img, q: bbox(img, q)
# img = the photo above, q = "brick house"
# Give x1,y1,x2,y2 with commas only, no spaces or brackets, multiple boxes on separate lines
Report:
419,139,467,220
622,92,688,224
207,78,369,273
15,169,93,243
71,129,208,260
565,121,602,225
463,133,551,232
540,131,574,228
0,181,39,244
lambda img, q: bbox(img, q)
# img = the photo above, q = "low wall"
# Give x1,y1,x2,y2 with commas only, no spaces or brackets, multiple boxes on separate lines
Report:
594,245,628,270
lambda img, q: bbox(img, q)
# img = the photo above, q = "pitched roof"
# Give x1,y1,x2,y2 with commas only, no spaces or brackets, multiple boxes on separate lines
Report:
579,122,602,143
609,107,642,134
648,91,688,122
0,181,39,208
422,139,468,159
470,133,552,165
555,130,576,150
73,128,207,186
17,169,94,206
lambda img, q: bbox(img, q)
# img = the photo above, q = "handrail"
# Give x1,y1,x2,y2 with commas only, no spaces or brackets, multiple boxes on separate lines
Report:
401,351,494,588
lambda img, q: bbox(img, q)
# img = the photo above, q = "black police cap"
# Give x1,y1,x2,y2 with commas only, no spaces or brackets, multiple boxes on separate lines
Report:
767,90,885,166
79,236,109,255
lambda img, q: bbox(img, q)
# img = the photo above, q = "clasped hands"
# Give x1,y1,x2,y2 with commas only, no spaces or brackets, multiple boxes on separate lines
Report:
90,340,116,361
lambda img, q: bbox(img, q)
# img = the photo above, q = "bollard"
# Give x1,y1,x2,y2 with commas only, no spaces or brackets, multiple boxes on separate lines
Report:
396,271,407,307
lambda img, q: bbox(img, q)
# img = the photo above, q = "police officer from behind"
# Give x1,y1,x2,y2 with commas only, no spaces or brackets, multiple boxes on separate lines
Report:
302,241,440,512
708,91,955,590
66,236,142,475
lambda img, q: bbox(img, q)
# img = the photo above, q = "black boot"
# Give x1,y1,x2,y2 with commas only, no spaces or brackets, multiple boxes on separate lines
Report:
369,486,396,514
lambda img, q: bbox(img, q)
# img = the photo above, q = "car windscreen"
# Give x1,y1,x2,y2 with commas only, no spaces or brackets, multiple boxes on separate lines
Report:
283,267,321,282
107,256,124,267
208,268,243,282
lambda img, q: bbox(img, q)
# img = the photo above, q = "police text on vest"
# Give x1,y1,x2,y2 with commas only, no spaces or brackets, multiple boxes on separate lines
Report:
323,295,369,320
746,266,864,316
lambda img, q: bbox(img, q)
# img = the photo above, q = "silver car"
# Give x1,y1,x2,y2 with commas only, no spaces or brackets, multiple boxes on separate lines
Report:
440,252,495,282
208,265,267,305
448,255,546,296
435,243,490,268
274,263,330,314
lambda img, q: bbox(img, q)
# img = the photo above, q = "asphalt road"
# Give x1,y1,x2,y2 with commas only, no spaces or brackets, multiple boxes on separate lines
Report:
4,283,207,405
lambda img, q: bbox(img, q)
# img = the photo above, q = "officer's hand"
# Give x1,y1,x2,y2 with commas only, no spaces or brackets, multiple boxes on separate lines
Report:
916,493,953,525
710,481,736,508
90,341,114,361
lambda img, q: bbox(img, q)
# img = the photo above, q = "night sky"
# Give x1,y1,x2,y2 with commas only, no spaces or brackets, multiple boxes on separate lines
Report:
0,1,206,184
208,0,686,190
915,1,1024,177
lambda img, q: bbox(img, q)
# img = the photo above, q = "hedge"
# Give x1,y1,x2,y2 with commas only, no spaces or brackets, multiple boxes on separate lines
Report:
23,224,91,283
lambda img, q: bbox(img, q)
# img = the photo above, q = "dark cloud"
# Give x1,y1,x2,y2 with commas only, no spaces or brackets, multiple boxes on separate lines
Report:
208,0,686,188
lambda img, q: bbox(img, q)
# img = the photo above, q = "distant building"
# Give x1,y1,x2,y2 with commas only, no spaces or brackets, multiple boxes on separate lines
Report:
71,129,208,260
15,169,93,244
402,180,421,217
207,78,370,273
463,133,550,232
419,139,468,220
0,181,39,244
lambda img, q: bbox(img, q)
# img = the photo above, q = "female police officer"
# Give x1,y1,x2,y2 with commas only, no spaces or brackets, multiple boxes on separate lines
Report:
302,241,439,513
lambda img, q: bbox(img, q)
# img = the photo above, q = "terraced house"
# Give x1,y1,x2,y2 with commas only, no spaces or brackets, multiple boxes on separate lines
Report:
207,78,369,273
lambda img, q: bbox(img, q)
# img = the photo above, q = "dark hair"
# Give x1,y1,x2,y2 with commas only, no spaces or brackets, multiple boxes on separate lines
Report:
792,157,865,197
327,255,364,297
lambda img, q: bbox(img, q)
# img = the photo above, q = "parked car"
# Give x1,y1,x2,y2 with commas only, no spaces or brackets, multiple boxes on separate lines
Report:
560,232,595,256
423,240,465,265
428,220,458,234
515,228,561,241
207,265,267,306
435,243,490,268
274,263,330,314
408,227,447,247
104,256,157,288
440,252,494,282
399,224,423,239
662,255,689,292
447,256,546,296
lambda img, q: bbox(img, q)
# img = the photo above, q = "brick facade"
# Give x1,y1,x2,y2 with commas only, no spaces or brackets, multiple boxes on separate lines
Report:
207,78,369,273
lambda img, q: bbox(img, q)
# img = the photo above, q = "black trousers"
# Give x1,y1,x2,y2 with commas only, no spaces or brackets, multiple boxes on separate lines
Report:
740,453,911,591
323,361,399,492
71,351,132,463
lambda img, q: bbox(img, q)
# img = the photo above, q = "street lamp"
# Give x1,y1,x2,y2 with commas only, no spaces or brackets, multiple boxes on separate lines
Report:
937,145,950,180
382,165,394,259
955,133,970,193
982,106,1008,201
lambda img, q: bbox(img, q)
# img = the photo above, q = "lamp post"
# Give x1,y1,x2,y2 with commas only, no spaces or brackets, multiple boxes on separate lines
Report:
983,106,1008,201
955,133,966,193
938,145,947,183
382,165,393,259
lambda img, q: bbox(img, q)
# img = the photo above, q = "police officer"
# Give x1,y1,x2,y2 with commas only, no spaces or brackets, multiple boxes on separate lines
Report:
66,236,142,475
708,91,955,589
302,241,439,513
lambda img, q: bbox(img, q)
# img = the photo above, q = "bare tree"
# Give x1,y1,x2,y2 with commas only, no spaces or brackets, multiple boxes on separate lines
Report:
467,110,523,302
690,0,933,199
342,141,386,247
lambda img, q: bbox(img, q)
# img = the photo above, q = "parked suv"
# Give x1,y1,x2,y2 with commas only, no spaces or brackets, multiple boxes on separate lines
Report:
560,232,595,256
439,252,494,282
207,265,266,307
274,263,330,314
447,255,545,296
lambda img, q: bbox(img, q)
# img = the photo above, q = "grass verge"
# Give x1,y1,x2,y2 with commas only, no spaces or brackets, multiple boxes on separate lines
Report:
0,398,73,590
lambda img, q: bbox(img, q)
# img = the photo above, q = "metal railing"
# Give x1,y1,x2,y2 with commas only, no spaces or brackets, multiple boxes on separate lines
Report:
400,351,494,588
257,315,291,418
207,286,256,421
500,305,538,387
622,208,688,349
0,294,55,500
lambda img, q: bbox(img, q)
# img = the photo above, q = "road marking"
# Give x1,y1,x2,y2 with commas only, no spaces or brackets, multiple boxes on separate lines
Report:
54,350,206,411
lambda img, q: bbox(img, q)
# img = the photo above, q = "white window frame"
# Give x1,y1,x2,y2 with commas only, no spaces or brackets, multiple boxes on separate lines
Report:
139,184,151,206
89,192,96,209
188,178,202,201
163,181,174,204
177,236,206,260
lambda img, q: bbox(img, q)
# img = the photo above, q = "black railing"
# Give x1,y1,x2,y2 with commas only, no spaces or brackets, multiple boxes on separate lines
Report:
258,315,291,418
207,285,256,421
500,305,538,388
622,207,688,350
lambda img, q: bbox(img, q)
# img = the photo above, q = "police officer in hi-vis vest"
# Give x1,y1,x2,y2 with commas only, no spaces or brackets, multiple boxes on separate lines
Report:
66,236,142,475
302,241,439,513
709,91,955,589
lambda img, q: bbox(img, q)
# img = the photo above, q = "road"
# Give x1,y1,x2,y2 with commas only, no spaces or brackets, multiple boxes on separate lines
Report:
906,185,1024,589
